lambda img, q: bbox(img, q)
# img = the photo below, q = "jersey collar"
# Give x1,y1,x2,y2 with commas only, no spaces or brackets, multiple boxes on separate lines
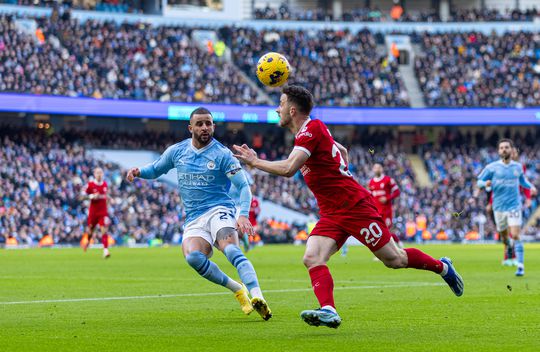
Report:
373,175,385,182
295,118,312,137
190,138,215,154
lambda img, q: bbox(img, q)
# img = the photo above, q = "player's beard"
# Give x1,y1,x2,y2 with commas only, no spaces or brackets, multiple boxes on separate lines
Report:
195,131,213,146
278,113,291,128
500,151,510,161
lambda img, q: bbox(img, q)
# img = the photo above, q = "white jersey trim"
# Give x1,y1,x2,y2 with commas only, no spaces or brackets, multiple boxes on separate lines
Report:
293,146,312,157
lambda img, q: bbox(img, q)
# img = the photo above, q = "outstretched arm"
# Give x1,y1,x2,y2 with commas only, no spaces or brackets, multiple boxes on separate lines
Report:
233,144,309,178
126,146,175,182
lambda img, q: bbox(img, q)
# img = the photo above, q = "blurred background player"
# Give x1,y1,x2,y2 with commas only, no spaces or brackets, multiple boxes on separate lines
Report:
126,107,271,320
83,167,111,259
369,163,402,247
247,183,261,251
486,146,532,266
234,85,464,328
477,139,537,276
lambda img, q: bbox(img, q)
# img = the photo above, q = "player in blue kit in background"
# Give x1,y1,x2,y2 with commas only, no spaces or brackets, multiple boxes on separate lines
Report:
126,107,271,320
477,139,537,277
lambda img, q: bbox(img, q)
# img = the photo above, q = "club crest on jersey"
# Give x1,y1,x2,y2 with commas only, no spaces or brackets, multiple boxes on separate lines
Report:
513,170,519,177
380,183,384,188
207,161,216,170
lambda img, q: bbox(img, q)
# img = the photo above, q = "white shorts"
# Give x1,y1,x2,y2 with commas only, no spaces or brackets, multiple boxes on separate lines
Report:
494,210,522,232
183,206,237,245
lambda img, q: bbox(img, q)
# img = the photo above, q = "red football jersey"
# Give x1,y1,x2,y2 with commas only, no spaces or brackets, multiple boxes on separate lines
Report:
294,119,370,216
85,181,108,216
249,196,260,226
368,175,400,215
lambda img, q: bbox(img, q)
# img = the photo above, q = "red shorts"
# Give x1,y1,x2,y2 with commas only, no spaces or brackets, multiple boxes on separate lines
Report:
310,197,392,252
88,213,109,228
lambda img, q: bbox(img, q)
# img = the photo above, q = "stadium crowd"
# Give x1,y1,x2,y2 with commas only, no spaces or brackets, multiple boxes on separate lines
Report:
0,126,184,246
0,15,261,104
414,31,540,107
222,26,409,107
2,125,538,247
4,13,540,108
0,0,143,13
254,3,538,22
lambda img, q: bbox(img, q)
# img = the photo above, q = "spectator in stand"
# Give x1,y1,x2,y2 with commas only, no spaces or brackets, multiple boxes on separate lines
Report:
0,15,261,104
415,31,540,107
222,27,409,107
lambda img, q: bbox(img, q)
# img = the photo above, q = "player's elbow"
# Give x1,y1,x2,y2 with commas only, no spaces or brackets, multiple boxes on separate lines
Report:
283,164,298,178
283,169,295,178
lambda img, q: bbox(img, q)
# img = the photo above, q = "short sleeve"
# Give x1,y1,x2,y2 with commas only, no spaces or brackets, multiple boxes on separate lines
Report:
293,121,320,157
222,149,242,176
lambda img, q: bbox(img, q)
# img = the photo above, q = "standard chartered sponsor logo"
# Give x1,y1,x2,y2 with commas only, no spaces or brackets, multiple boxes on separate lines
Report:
178,173,216,186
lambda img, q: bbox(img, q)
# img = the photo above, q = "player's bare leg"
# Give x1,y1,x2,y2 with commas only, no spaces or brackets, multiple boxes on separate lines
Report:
509,226,524,276
300,235,342,328
100,225,110,259
83,226,95,252
373,238,464,296
182,237,252,315
216,228,271,320
499,228,514,266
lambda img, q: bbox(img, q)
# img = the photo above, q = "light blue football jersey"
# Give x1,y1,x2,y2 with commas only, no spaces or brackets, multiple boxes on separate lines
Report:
139,138,243,225
477,160,533,212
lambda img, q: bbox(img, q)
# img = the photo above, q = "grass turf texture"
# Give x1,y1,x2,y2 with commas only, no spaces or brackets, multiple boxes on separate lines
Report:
1,244,539,352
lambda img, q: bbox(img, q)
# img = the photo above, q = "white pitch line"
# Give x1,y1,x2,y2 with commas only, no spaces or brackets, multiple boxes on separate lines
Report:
0,275,439,285
0,283,444,306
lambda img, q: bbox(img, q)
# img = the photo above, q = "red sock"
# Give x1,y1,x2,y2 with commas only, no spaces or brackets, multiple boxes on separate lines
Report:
405,248,443,274
101,234,109,249
308,265,335,309
504,245,508,260
391,233,400,244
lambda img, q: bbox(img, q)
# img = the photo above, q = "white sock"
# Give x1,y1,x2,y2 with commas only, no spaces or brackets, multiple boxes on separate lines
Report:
250,287,263,299
226,279,243,293
440,262,449,276
321,305,336,313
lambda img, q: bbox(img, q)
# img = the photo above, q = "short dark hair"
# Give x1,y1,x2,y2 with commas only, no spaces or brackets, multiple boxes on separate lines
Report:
282,85,314,115
190,107,212,120
498,138,514,148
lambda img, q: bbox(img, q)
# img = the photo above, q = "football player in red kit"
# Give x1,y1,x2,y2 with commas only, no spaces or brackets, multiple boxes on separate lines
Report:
242,183,261,252
234,85,463,328
369,163,402,247
84,167,111,258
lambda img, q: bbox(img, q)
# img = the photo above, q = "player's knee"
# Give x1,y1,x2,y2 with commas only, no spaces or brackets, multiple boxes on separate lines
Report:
303,253,324,269
185,251,207,270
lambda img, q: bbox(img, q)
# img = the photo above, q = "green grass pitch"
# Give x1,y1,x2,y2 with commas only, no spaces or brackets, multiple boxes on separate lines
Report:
1,244,539,351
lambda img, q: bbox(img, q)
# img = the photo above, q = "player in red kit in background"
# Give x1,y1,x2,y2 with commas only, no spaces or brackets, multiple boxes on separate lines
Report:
234,85,463,328
84,167,111,258
242,183,261,252
369,163,402,248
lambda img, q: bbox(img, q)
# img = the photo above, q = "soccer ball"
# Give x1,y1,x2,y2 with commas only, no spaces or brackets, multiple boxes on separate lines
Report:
256,52,291,87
